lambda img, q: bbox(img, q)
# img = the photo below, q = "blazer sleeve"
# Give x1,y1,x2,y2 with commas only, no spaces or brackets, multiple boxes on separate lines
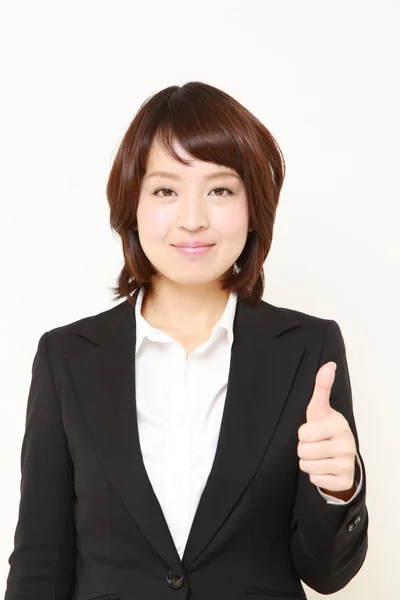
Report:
289,319,369,595
4,331,77,600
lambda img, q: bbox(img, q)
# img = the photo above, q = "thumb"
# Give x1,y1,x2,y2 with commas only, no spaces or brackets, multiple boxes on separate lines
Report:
306,361,336,422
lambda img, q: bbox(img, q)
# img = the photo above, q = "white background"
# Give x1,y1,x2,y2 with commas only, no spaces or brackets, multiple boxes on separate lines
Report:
1,1,399,597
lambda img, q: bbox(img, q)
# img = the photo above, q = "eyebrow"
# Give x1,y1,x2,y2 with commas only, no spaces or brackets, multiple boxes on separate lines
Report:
144,170,241,181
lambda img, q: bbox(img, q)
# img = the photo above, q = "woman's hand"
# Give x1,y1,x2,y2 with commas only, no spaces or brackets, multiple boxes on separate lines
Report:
297,362,357,498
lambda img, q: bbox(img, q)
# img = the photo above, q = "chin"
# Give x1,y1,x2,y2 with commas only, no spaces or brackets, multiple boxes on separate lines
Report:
162,270,224,287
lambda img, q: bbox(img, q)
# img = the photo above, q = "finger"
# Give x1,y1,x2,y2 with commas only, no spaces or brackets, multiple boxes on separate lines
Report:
308,474,355,492
297,439,337,460
298,414,346,442
297,435,355,460
299,457,352,475
306,362,336,422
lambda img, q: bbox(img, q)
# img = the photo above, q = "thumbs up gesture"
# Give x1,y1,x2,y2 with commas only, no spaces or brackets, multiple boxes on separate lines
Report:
297,361,357,497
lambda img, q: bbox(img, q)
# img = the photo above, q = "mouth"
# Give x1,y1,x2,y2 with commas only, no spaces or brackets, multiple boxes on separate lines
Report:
172,244,215,256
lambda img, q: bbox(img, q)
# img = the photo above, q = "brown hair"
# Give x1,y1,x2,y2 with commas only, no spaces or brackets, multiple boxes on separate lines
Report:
106,81,285,307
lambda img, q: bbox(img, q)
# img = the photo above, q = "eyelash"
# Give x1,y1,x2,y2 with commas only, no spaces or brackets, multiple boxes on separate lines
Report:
153,186,234,198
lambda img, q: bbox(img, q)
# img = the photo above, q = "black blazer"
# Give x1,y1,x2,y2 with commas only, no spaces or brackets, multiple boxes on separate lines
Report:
4,294,368,600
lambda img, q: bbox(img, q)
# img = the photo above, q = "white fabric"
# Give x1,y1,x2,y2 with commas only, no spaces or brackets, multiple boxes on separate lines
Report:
134,287,363,559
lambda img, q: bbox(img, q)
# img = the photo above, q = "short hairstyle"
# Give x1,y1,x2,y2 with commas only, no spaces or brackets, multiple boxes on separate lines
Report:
106,81,285,307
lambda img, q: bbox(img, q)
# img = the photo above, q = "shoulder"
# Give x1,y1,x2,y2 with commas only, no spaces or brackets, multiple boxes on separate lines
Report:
260,300,346,359
44,299,131,351
254,299,344,350
260,298,337,329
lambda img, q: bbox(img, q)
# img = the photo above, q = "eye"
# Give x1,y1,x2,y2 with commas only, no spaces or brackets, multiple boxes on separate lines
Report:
153,187,233,197
153,187,175,197
210,187,233,196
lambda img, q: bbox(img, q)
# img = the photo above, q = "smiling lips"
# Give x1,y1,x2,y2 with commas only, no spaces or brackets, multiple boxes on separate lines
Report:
173,241,215,247
172,242,215,256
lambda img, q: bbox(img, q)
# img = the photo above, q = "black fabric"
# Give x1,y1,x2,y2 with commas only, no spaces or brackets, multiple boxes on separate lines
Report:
4,295,368,600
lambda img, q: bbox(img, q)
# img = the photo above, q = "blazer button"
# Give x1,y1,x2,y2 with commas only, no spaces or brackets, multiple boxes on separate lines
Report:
167,569,185,589
347,515,361,532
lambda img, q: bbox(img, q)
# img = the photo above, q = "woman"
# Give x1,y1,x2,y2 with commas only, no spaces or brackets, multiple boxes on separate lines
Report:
5,82,368,600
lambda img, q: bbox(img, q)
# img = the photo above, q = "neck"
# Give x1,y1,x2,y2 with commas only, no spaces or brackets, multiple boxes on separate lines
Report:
140,280,231,334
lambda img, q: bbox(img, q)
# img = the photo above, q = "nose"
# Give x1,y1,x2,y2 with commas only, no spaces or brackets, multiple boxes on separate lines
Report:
177,193,209,231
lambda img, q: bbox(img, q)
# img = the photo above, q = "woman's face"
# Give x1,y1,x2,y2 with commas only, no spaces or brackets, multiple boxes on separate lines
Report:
136,136,251,288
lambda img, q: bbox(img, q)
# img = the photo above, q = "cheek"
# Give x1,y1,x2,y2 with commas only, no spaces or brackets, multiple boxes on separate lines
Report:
137,204,173,238
213,204,249,236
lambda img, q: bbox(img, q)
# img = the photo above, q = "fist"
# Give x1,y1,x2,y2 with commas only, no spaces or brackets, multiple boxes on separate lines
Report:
297,361,357,494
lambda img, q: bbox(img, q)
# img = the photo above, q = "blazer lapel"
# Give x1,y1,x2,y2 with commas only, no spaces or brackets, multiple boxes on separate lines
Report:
67,297,184,573
181,298,305,569
67,293,305,573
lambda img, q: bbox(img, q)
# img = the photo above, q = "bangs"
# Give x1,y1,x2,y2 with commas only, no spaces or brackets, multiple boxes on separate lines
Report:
151,86,248,179
135,82,264,183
